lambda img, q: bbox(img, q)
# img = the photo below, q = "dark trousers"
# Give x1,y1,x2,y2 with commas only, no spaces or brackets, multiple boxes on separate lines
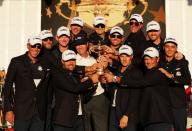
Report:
45,106,54,131
109,107,138,131
14,114,44,131
53,116,84,131
144,123,173,131
83,94,109,131
172,108,187,131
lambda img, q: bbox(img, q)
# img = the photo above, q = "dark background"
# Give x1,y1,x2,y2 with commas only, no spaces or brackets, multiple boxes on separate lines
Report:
41,0,166,38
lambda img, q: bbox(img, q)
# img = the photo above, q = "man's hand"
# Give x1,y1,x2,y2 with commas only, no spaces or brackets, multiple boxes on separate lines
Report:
89,73,100,84
119,115,128,129
175,51,184,60
85,64,97,75
104,72,114,83
5,111,14,125
159,68,173,79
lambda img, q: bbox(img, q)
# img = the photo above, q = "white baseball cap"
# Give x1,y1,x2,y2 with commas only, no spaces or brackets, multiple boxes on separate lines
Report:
28,35,42,46
40,30,53,40
71,17,84,27
143,47,159,57
146,21,161,32
129,14,143,23
110,26,124,36
57,26,70,37
62,50,76,61
164,37,178,46
94,16,105,26
119,45,133,56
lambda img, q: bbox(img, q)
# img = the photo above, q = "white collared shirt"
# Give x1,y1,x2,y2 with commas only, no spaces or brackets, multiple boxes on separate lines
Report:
76,54,104,96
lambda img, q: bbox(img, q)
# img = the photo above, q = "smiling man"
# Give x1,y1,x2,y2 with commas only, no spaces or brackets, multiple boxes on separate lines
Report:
124,14,147,69
51,50,99,131
70,17,87,42
159,37,191,131
89,16,110,46
145,21,164,56
141,47,174,131
73,36,109,131
4,35,51,131
104,45,143,131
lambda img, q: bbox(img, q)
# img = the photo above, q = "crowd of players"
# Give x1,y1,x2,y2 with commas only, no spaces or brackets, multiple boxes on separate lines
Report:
3,14,192,131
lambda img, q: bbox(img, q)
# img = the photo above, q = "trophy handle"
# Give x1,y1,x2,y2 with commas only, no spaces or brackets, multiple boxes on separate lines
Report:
55,0,77,20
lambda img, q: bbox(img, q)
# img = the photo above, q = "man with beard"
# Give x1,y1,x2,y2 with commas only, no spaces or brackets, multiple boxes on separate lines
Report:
51,50,99,131
145,21,164,55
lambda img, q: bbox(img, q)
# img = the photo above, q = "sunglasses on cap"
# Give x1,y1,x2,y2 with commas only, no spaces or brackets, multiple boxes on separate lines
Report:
43,37,53,41
94,24,105,28
129,21,140,26
31,44,42,49
110,34,123,39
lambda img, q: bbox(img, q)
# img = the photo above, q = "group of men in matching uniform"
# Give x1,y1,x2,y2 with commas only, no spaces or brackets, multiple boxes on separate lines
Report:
3,13,191,131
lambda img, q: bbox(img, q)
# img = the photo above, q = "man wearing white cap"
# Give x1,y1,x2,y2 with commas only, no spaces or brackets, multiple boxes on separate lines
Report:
145,21,164,55
140,47,174,131
124,14,147,69
40,29,55,131
70,16,87,41
73,36,109,131
4,35,51,131
104,45,143,131
104,26,125,61
89,16,110,46
40,29,54,50
51,50,99,131
159,38,191,131
50,26,71,67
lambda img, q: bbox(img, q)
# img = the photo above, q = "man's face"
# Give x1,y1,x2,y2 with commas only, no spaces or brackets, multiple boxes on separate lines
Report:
75,44,88,56
62,60,76,71
70,24,82,35
27,44,41,58
119,54,132,67
94,24,105,35
129,19,143,33
144,56,159,69
164,43,177,57
147,30,161,42
109,33,124,47
57,35,70,47
42,37,53,50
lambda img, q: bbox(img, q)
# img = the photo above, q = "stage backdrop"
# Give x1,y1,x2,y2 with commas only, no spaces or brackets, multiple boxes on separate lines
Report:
41,0,165,38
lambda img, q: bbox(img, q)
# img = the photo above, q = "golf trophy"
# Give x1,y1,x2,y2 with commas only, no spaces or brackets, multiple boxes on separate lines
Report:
89,41,105,75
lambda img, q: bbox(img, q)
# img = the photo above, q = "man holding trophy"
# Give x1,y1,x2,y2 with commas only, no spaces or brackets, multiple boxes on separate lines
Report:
73,35,109,131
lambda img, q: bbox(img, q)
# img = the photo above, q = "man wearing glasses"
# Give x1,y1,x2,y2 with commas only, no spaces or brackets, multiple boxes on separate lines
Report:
105,26,125,62
40,30,54,51
124,14,147,69
4,35,50,131
89,16,110,46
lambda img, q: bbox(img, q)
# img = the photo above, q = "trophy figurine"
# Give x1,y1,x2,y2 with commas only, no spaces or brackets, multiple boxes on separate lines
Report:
89,41,105,75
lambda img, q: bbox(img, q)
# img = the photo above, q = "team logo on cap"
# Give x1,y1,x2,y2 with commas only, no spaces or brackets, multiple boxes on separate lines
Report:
75,36,83,40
